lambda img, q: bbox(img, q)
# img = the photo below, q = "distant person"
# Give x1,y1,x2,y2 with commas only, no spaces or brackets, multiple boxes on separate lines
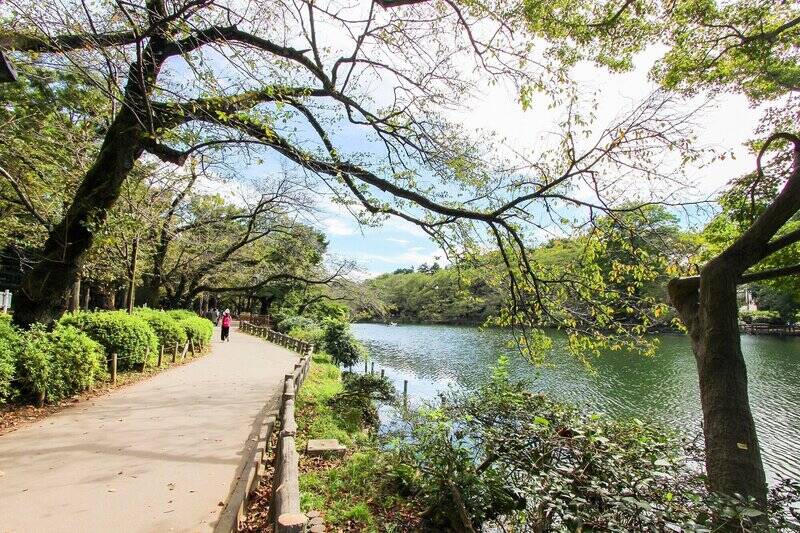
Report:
221,309,231,342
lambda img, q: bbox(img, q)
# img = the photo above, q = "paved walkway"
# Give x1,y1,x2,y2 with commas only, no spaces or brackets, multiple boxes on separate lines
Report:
0,326,297,533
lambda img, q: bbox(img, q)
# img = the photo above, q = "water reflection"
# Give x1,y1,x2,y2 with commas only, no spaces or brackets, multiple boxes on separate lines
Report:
352,323,800,482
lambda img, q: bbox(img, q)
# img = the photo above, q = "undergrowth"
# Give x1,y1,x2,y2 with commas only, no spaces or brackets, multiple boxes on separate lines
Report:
296,352,420,531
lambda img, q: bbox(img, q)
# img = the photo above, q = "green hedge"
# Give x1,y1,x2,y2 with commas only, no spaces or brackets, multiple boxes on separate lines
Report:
166,309,197,321
59,311,158,370
16,325,105,404
0,315,18,403
178,315,214,346
134,308,188,350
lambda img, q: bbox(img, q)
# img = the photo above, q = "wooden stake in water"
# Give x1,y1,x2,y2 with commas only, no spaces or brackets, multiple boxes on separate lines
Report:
380,369,385,378
370,362,374,375
403,379,408,409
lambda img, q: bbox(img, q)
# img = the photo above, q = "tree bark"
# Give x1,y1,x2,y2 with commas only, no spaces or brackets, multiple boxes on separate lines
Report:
13,109,144,326
669,265,767,502
70,278,80,312
668,133,800,502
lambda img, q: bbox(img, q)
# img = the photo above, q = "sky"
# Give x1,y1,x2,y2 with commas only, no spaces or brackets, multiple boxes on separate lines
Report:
314,53,763,277
168,8,766,279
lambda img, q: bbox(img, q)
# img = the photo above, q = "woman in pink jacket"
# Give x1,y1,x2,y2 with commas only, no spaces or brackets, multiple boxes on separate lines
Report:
221,309,232,342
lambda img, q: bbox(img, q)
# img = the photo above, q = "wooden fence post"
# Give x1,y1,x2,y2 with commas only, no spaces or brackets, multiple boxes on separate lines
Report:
141,346,149,372
173,342,178,363
111,353,117,384
158,345,164,367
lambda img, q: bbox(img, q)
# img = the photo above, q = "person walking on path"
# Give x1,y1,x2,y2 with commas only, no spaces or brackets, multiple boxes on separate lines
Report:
221,309,232,342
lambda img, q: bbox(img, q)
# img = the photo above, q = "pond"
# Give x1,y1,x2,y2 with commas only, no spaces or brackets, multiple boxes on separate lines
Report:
351,323,800,483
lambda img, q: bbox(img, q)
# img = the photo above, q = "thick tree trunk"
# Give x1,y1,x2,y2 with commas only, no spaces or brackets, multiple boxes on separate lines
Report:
13,110,144,326
258,295,270,315
82,283,91,311
669,262,767,502
70,278,80,312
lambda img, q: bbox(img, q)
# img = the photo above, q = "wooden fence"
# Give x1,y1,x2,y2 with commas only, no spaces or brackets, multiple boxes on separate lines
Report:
238,313,272,329
217,321,313,533
107,338,202,384
740,322,800,336
239,321,312,354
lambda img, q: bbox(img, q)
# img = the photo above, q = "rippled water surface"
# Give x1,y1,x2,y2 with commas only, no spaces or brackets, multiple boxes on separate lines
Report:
352,323,800,483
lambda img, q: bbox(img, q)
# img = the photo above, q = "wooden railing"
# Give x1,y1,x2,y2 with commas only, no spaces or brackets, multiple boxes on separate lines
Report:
238,313,272,329
740,322,800,335
271,349,312,532
216,322,312,533
239,321,313,355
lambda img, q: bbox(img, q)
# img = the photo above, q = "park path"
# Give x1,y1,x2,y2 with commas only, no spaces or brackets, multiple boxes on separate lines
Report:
0,326,297,533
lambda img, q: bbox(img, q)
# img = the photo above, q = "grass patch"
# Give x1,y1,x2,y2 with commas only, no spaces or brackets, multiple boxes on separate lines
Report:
296,356,364,449
296,352,420,531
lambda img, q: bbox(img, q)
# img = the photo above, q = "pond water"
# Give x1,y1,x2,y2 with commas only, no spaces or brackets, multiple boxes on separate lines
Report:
351,323,800,483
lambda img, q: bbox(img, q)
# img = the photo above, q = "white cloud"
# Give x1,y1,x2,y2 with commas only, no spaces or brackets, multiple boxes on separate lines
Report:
382,216,428,237
386,237,410,244
322,216,357,236
351,247,443,267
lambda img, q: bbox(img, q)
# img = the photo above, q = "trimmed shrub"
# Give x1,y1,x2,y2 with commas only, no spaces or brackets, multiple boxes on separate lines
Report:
166,309,197,321
16,325,105,404
135,308,188,350
15,325,49,404
46,326,105,401
178,315,214,346
59,311,158,370
0,315,19,403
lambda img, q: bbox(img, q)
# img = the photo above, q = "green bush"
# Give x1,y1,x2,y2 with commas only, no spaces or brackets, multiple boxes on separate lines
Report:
178,315,213,346
16,325,105,404
166,309,197,321
322,319,363,368
46,326,105,400
0,315,19,403
289,325,324,346
134,308,188,350
740,309,783,325
393,357,800,531
279,315,317,333
59,311,158,370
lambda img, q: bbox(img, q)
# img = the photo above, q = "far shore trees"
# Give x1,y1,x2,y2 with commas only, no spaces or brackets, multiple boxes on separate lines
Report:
1,0,797,504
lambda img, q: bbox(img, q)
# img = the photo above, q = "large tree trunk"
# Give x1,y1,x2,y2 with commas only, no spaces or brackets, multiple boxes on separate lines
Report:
668,134,800,502
670,263,767,502
13,110,144,326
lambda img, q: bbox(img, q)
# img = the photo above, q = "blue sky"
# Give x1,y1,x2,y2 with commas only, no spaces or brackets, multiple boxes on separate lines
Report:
183,34,764,279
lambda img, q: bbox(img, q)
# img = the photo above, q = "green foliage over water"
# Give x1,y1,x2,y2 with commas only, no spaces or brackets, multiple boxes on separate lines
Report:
389,357,800,531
